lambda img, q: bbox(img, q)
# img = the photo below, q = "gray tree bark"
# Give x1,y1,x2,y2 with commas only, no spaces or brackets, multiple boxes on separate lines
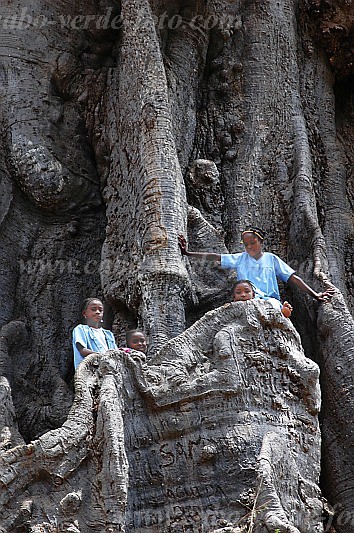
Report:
0,0,353,531
1,302,326,532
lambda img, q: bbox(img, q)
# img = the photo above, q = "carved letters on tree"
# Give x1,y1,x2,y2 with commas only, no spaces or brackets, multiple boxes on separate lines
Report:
0,301,325,532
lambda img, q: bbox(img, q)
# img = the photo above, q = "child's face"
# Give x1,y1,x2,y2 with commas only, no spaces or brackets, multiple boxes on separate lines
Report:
83,299,104,328
233,283,254,302
242,232,263,259
128,332,147,353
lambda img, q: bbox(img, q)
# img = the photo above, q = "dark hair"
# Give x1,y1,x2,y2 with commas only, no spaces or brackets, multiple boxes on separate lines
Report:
126,329,146,344
241,226,266,241
81,297,104,314
233,279,255,294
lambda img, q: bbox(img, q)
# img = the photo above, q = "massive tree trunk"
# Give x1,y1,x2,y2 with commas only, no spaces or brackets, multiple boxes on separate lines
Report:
1,303,326,532
0,0,353,531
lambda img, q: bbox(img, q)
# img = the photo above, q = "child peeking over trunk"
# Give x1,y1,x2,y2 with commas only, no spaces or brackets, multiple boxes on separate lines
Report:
233,279,293,318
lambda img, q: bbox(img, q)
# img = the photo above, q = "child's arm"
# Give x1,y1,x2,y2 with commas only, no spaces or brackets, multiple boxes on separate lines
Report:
288,274,335,301
76,342,97,358
178,235,221,262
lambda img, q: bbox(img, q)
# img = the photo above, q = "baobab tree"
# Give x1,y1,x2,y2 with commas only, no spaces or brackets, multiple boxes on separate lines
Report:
0,0,353,531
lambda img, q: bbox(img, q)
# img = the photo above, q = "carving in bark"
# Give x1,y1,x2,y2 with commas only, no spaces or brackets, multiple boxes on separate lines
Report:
1,301,325,532
0,0,353,531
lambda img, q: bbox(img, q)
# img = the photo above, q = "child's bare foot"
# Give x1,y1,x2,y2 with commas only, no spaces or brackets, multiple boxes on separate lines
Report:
281,301,293,318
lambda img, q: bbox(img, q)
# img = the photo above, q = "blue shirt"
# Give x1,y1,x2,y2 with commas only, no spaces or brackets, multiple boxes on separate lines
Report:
72,324,117,369
221,251,295,301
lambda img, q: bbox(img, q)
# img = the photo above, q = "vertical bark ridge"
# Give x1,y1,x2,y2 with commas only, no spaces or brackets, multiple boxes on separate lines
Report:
102,0,190,352
290,98,329,281
317,295,354,533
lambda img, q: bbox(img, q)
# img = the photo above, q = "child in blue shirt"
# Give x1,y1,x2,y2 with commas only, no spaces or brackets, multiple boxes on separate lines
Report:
178,227,334,307
72,297,117,369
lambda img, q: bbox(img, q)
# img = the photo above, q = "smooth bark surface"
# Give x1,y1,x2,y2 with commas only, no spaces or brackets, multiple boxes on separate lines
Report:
0,0,353,531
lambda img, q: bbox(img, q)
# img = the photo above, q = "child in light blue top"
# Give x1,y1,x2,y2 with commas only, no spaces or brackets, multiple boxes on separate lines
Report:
221,251,294,301
72,297,117,369
178,227,334,306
